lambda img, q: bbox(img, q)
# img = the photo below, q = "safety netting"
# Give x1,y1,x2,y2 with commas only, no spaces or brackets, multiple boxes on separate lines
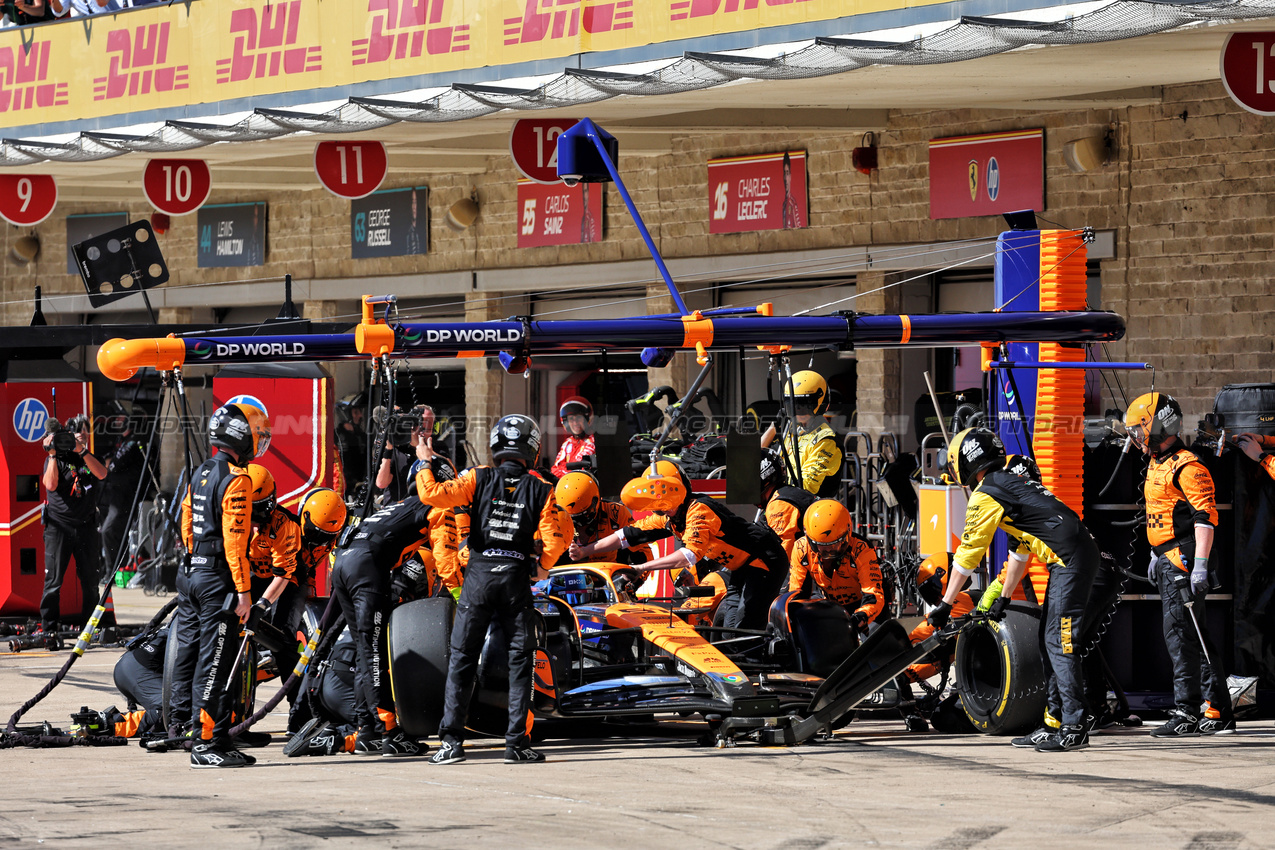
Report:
2,0,1272,165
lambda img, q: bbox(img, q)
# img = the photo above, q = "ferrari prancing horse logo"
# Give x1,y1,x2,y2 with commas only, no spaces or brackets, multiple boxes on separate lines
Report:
968,160,978,201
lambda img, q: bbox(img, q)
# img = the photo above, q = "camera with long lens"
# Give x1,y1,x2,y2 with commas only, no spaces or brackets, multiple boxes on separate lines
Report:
45,418,80,463
373,405,426,448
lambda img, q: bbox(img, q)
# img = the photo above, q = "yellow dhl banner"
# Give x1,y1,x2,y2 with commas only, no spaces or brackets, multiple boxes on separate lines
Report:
0,0,919,129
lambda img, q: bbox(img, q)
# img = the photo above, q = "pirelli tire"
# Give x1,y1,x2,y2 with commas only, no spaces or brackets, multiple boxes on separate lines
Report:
953,602,1047,735
388,596,455,740
161,617,180,733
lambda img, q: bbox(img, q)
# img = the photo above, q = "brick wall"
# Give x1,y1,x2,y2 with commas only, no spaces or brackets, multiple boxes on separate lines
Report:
3,80,1272,432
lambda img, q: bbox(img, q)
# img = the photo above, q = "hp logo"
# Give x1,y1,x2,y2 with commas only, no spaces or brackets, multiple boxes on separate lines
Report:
13,397,49,442
987,157,1001,202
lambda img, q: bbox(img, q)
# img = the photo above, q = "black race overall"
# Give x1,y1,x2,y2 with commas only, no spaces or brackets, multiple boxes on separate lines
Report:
439,462,553,748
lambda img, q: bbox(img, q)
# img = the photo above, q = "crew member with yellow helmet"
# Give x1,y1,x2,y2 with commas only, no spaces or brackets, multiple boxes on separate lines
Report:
175,402,270,768
1125,392,1233,736
786,500,883,634
761,370,843,497
930,427,1100,753
572,460,787,629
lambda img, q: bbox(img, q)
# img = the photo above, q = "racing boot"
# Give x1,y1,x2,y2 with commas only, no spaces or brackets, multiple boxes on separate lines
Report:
191,741,256,768
352,727,383,755
1196,707,1236,736
283,719,331,757
429,737,466,765
1150,708,1200,738
1010,724,1056,749
504,745,546,764
382,728,427,758
1034,724,1089,752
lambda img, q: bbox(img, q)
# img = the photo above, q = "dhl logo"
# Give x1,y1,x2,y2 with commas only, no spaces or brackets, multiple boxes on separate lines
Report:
93,23,188,102
503,0,632,46
216,0,322,85
0,42,68,113
669,0,812,22
352,0,469,65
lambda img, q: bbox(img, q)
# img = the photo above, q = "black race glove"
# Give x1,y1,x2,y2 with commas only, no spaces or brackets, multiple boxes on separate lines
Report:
987,596,1011,621
849,611,870,633
927,601,952,630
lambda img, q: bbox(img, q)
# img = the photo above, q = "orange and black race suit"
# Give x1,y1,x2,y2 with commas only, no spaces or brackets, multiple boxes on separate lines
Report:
181,459,252,592
993,553,1052,603
764,486,817,561
1145,440,1218,571
454,506,471,575
247,508,302,585
906,590,977,682
787,534,884,622
633,496,787,629
569,499,652,567
415,465,571,574
415,507,460,594
176,455,252,741
295,542,335,599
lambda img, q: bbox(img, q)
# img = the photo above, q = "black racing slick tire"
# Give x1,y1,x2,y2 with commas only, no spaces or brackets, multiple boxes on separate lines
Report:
161,617,179,733
388,596,455,740
954,602,1047,735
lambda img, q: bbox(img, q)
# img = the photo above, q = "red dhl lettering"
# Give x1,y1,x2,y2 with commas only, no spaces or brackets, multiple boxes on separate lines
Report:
503,0,633,46
216,0,322,85
352,0,469,64
0,42,68,113
93,23,189,102
669,0,813,22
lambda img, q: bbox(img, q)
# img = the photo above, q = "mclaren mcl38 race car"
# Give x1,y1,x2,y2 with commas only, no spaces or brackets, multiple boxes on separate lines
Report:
385,562,976,747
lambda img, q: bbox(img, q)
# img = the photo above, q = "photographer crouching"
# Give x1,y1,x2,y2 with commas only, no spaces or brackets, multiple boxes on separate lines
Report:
39,414,108,636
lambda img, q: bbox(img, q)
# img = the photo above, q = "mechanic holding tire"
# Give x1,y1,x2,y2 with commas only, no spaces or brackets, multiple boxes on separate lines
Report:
1126,393,1234,736
329,492,457,758
415,414,572,765
786,500,883,635
929,427,1101,752
174,402,269,769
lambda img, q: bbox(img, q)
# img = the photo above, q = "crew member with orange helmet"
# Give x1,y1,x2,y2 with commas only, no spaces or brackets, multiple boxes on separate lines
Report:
555,471,650,566
786,500,883,634
552,397,596,478
1126,392,1233,736
571,460,788,629
294,488,349,599
175,402,270,769
904,554,976,685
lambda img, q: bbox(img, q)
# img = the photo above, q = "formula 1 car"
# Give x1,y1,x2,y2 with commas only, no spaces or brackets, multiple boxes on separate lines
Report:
386,562,955,745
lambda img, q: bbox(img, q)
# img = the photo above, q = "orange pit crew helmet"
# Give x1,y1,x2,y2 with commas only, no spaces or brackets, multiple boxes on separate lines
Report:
621,460,688,515
555,472,601,525
246,464,277,523
916,553,951,607
803,499,850,560
299,488,348,546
